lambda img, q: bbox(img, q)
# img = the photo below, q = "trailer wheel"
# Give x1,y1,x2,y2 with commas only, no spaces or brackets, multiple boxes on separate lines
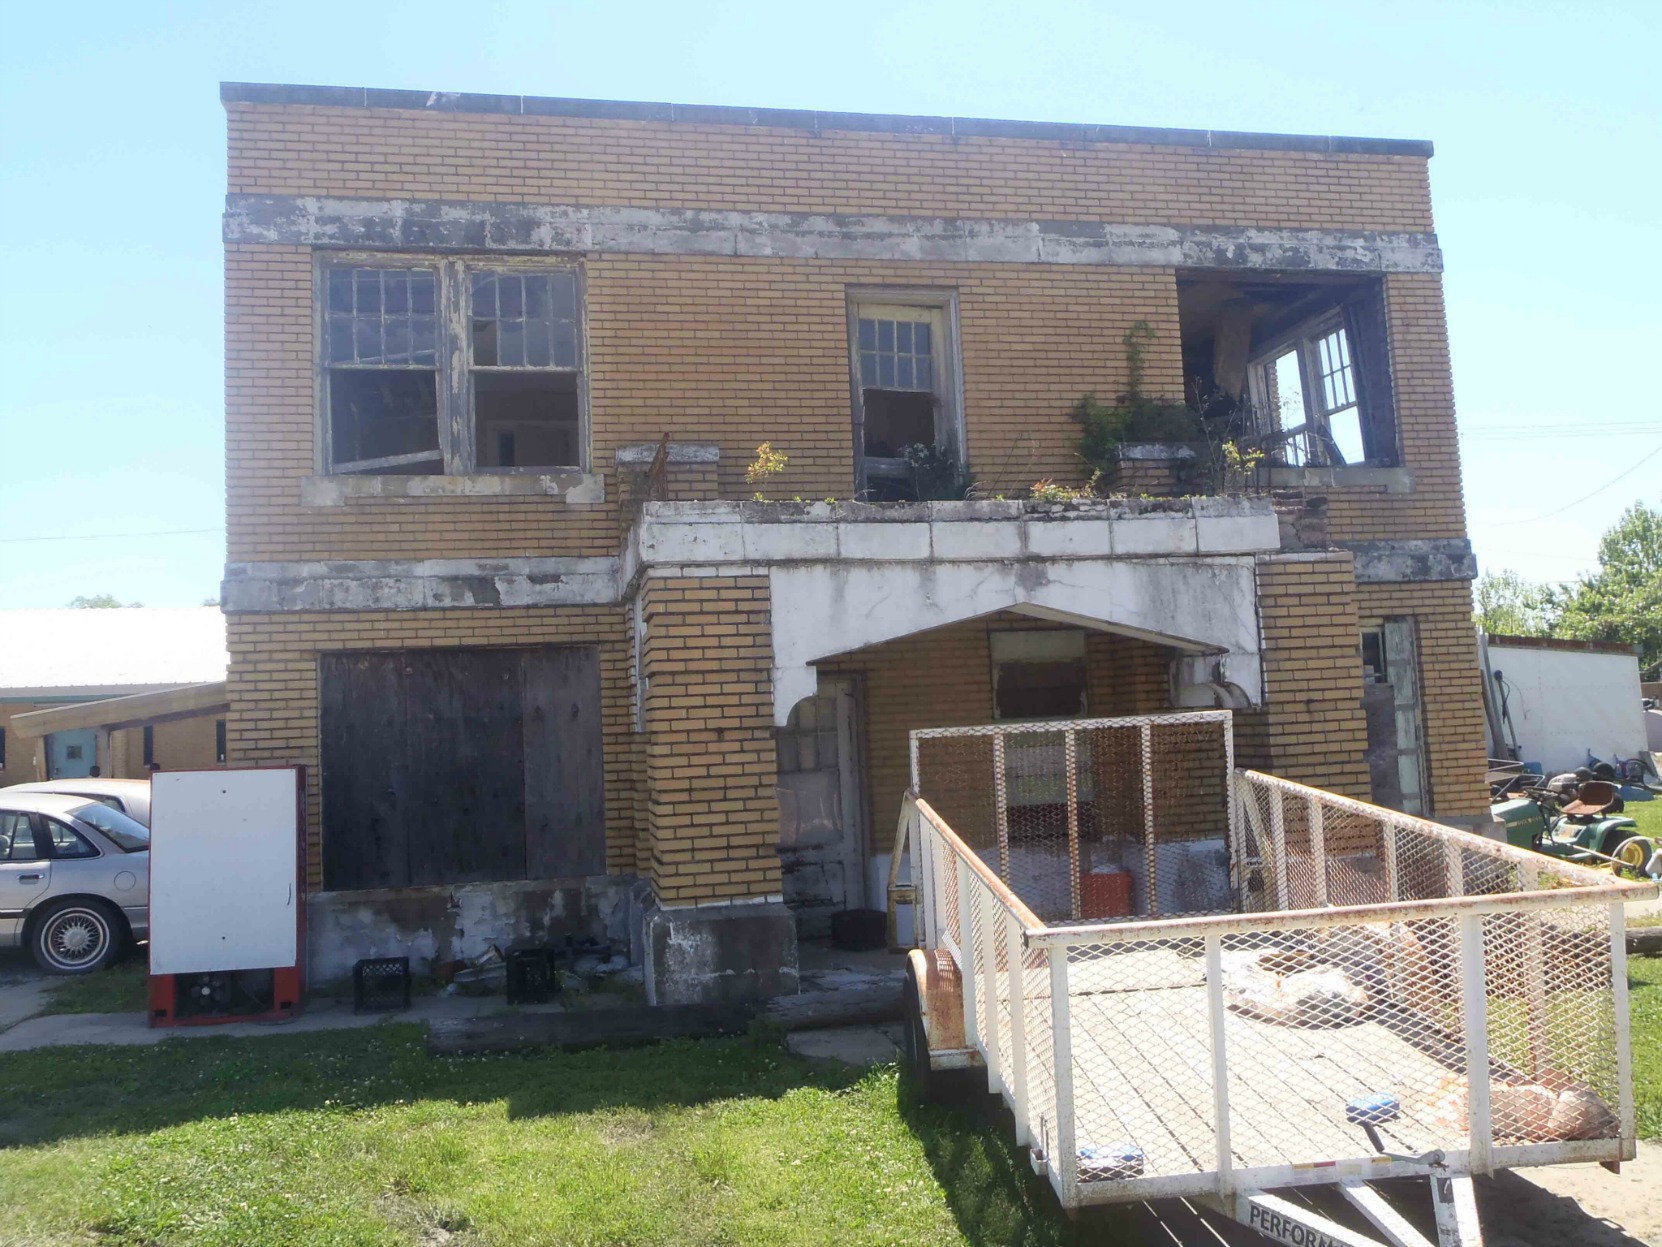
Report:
1613,836,1655,875
901,949,973,1104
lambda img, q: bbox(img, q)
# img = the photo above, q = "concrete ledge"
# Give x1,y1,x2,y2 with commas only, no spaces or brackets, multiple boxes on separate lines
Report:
615,443,720,467
227,195,1443,275
221,556,620,611
643,900,799,1006
1342,538,1477,583
300,472,604,505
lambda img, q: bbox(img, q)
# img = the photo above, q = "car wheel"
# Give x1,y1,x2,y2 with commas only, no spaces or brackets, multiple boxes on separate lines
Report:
31,899,123,974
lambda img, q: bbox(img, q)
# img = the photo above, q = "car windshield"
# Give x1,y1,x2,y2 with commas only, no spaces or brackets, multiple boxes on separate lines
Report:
67,801,150,852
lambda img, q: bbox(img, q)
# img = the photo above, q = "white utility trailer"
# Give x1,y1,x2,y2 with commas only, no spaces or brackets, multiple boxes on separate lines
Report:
891,711,1654,1247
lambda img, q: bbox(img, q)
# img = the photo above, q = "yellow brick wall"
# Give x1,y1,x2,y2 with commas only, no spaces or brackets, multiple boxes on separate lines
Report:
224,608,634,891
0,703,50,781
1238,554,1372,801
226,104,1433,231
110,713,223,778
1357,580,1489,817
1322,273,1468,543
225,247,1180,561
640,576,781,906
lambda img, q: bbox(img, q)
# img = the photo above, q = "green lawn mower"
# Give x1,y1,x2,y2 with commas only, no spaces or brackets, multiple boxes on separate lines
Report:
1492,779,1662,880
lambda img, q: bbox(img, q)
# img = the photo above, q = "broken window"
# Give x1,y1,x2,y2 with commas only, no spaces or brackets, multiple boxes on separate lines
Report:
471,270,583,470
1177,275,1398,469
992,631,1088,721
322,259,586,476
324,267,442,474
849,295,962,500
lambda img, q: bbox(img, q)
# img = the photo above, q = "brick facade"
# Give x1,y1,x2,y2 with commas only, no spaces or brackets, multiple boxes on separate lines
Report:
219,87,1487,963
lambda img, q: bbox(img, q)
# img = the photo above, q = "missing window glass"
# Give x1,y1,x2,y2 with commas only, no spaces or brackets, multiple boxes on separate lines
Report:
862,389,935,458
475,373,581,469
328,370,442,473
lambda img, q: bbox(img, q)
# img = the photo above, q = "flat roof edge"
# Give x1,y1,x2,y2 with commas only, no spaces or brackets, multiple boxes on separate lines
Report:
219,82,1434,158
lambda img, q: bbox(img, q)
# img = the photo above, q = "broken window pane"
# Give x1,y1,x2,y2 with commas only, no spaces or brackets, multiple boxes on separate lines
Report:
475,373,581,469
328,370,441,472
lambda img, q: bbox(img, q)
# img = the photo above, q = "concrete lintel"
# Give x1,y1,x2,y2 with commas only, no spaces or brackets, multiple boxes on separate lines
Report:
220,83,1435,157
221,557,621,611
300,472,604,506
226,195,1443,275
1267,464,1416,494
1343,538,1477,583
614,442,721,466
768,556,1265,724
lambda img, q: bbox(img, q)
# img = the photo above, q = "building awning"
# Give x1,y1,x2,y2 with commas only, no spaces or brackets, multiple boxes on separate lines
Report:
8,682,229,740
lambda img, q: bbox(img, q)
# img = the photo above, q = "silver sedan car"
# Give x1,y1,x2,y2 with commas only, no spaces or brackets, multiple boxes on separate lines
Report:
4,778,152,826
0,792,149,973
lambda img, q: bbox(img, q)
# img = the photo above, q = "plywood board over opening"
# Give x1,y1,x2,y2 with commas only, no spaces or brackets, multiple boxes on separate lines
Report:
319,645,605,891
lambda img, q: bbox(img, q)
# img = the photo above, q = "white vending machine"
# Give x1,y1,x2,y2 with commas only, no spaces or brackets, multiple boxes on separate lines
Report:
147,767,305,1026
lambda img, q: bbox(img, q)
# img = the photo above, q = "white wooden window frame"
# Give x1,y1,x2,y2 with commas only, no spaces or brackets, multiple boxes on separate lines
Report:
315,253,590,477
845,288,965,496
1245,310,1363,468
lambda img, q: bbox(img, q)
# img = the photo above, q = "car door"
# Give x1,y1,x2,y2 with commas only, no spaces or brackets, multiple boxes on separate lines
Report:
0,812,51,943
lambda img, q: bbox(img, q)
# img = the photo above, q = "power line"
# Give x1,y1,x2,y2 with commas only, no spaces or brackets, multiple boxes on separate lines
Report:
0,527,222,544
1491,440,1662,526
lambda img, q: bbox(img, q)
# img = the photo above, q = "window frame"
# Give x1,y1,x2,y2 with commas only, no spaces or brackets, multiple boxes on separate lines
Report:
315,253,590,478
1247,311,1359,467
845,288,965,498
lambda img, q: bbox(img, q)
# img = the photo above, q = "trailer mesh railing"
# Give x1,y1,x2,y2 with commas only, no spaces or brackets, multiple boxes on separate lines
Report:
901,711,1649,1207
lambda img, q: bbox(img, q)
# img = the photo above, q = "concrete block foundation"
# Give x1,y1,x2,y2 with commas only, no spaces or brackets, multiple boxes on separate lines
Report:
642,900,799,1005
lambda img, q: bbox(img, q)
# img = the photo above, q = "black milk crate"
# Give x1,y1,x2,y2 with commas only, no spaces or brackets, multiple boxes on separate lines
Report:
506,948,558,1005
352,956,411,1013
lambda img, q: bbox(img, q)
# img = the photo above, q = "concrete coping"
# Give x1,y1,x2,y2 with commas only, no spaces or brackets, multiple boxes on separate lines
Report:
219,82,1433,159
642,495,1273,524
1118,443,1198,461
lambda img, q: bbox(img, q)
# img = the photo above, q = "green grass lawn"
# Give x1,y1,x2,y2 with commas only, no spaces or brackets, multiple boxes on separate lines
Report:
1631,954,1662,1139
0,1027,1082,1247
39,954,149,1016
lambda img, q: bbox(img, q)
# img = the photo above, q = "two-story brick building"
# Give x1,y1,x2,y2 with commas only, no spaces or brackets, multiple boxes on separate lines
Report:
218,82,1487,1003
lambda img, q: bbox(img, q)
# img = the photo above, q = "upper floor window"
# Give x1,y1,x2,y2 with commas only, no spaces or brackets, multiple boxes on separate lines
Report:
321,258,586,476
1178,274,1398,470
847,291,964,501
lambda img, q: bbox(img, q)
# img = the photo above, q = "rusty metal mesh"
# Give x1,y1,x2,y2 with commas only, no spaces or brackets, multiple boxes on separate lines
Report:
913,713,1234,923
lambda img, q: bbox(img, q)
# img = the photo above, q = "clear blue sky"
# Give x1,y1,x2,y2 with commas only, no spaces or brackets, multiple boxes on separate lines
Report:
2,0,1658,607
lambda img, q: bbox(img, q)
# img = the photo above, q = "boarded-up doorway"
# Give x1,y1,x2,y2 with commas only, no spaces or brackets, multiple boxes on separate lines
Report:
319,646,604,891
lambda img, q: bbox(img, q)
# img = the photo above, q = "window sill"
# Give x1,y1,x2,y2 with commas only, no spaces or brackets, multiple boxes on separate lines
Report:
300,472,605,506
1266,465,1414,495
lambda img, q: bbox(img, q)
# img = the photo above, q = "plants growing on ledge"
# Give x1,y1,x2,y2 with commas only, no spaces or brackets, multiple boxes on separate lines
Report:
1068,320,1267,498
745,442,788,500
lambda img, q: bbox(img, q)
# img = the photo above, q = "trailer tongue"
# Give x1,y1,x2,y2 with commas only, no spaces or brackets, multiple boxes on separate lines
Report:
891,711,1653,1247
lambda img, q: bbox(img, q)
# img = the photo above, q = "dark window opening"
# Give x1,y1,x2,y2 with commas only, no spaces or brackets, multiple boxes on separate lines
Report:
995,660,1088,720
0,727,6,769
142,725,154,768
65,744,83,761
324,267,442,474
1177,273,1397,469
45,819,98,859
862,389,936,459
327,370,442,473
216,719,227,764
474,372,581,469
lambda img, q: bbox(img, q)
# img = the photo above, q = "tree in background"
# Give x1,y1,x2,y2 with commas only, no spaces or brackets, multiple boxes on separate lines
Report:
1554,500,1662,680
67,594,142,608
1473,569,1556,637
